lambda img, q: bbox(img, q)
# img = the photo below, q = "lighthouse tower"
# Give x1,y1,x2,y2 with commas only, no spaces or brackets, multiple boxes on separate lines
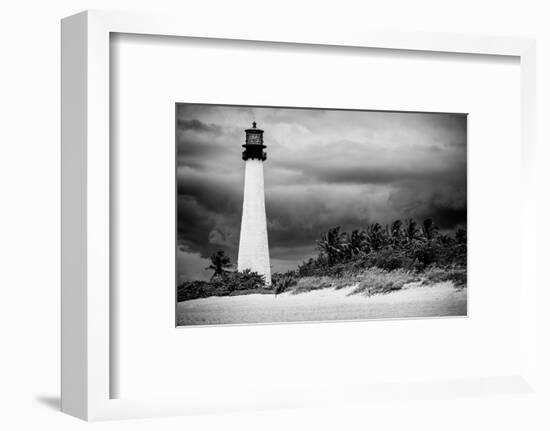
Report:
237,122,271,285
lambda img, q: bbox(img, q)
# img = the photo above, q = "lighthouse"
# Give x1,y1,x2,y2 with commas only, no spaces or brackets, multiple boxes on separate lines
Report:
237,122,272,285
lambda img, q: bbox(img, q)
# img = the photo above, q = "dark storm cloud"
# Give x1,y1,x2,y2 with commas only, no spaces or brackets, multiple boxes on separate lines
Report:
177,170,242,260
176,103,467,280
308,165,465,185
177,119,222,133
177,166,241,214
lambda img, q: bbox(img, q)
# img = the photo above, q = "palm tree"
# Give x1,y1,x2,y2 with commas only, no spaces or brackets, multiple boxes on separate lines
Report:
422,218,439,241
339,231,353,260
207,250,232,279
318,226,346,265
405,219,420,243
391,219,403,237
366,222,386,251
390,219,404,247
349,229,368,256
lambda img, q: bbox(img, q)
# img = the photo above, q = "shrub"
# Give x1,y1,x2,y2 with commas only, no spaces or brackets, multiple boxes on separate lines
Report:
272,272,297,295
413,242,437,268
177,280,210,302
422,266,467,288
177,269,267,301
291,276,335,294
368,248,412,271
226,269,266,292
351,268,418,297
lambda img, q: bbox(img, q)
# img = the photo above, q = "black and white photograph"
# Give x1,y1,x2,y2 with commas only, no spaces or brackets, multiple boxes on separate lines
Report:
6,1,548,427
176,103,467,326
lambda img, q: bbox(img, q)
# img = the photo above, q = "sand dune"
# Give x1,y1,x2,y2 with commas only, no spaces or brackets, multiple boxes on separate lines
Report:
177,282,467,326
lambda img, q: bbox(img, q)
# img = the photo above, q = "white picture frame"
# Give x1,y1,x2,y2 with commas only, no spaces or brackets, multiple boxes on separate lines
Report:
61,9,538,421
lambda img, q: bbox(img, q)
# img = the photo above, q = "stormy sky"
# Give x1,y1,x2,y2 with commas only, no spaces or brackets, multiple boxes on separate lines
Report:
177,104,467,281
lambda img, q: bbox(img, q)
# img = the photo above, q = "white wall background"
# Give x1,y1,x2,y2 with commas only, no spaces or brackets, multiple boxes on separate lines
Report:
0,0,549,430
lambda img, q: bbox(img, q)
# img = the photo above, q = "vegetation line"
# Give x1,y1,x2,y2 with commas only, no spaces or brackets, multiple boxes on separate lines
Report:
178,218,466,302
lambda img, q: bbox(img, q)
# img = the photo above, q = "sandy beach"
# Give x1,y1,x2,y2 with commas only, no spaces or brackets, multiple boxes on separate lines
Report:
177,282,467,326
